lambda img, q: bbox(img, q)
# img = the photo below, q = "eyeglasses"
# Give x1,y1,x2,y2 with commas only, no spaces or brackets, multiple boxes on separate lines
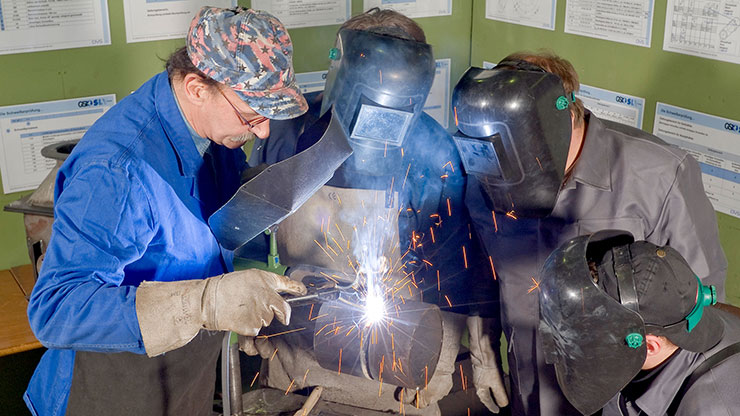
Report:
218,89,268,128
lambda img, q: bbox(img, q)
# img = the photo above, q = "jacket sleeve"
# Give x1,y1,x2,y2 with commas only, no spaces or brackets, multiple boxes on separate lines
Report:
28,162,157,354
650,154,728,300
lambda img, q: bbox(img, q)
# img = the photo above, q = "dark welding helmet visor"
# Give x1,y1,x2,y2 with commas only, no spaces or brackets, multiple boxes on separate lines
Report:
539,231,646,416
320,29,435,150
452,64,571,218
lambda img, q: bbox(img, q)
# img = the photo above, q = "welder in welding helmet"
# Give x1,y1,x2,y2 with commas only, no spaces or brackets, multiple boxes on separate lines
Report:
451,60,573,218
538,231,726,415
319,26,435,175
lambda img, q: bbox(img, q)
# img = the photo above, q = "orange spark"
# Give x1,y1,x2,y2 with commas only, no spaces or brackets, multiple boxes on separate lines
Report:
447,198,452,216
313,239,334,260
528,277,541,294
303,369,310,384
422,259,433,267
440,174,448,179
462,245,468,268
437,270,441,291
310,313,329,322
334,223,346,241
402,163,411,189
308,303,314,320
536,156,543,171
491,210,498,232
315,323,330,335
442,160,455,172
453,106,459,126
384,140,388,158
250,372,260,387
425,366,429,390
416,390,420,409
506,210,518,220
430,226,436,243
338,348,343,374
460,364,466,390
257,327,305,338
285,379,295,395
270,347,278,361
346,325,356,337
489,256,498,280
327,245,339,256
444,295,453,308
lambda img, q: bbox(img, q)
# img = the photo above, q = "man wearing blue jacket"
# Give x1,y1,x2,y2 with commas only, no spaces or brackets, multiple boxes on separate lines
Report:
25,7,308,416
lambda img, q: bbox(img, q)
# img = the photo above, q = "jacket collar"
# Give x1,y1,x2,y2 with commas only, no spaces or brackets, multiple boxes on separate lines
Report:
153,72,204,178
562,112,612,192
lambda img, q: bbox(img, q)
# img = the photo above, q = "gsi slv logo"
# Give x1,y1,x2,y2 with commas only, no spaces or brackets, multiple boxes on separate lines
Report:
78,98,107,108
615,96,635,106
724,122,740,133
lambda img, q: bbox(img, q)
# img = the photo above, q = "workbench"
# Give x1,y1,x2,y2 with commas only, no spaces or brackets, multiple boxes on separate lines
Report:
0,264,42,356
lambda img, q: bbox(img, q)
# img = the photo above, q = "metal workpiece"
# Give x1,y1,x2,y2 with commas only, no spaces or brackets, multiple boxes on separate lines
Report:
312,299,443,389
208,108,352,251
4,139,79,279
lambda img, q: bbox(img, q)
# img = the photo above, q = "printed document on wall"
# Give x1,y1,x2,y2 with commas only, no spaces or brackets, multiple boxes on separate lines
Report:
363,0,451,18
0,0,110,55
424,59,451,129
664,0,740,64
565,0,654,47
252,0,351,28
577,84,645,129
653,103,740,218
0,95,116,194
485,0,556,30
122,0,236,43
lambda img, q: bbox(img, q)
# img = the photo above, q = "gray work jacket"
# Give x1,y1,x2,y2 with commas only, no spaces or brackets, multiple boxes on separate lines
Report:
602,309,740,416
466,113,728,415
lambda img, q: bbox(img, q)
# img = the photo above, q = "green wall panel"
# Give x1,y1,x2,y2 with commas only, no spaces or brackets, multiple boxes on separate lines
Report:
470,0,739,306
0,1,472,269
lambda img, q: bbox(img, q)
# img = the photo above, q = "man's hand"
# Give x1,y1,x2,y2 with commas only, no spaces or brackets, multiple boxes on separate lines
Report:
467,315,509,413
136,269,306,357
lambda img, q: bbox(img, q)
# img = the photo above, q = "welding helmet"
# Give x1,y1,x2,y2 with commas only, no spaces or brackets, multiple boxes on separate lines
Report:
538,231,722,415
451,61,571,218
320,28,435,175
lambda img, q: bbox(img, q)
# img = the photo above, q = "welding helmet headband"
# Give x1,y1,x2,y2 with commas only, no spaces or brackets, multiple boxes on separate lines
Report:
538,230,647,416
320,29,435,175
451,63,571,218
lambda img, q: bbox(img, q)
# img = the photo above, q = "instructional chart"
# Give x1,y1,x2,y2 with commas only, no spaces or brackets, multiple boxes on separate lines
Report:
363,0,451,18
653,102,740,218
485,0,556,30
565,0,654,47
577,84,645,128
0,0,110,55
0,95,115,194
122,0,236,43
664,0,740,64
252,0,351,28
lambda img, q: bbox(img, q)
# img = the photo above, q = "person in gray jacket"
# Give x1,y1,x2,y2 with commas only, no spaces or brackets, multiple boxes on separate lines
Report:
539,230,740,416
453,52,728,415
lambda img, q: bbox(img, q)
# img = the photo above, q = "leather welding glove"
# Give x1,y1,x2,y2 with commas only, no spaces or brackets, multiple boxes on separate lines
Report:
239,334,274,359
136,269,306,357
467,315,509,413
402,312,465,408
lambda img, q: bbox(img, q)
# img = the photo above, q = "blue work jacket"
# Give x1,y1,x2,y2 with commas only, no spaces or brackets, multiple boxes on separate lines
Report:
24,71,247,416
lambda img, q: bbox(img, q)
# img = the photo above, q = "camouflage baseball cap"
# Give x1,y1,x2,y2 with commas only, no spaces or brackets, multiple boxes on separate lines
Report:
187,6,307,120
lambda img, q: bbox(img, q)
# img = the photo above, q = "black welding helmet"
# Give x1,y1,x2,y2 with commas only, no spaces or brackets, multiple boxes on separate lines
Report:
452,61,571,218
538,230,646,416
320,29,435,175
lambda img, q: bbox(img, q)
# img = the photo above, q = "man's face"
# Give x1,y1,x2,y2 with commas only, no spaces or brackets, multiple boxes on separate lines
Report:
201,86,271,149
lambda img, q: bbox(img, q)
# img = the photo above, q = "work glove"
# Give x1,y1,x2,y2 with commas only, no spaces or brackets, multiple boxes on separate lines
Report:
467,315,509,413
136,269,306,357
239,334,274,359
402,312,465,408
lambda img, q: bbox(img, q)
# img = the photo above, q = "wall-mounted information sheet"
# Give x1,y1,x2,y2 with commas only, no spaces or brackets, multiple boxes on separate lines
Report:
485,0,556,30
653,102,740,218
122,0,235,43
0,95,115,194
0,0,110,55
424,58,451,129
565,0,654,47
252,0,350,28
363,0,451,18
577,84,645,129
664,0,740,65
295,70,328,94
